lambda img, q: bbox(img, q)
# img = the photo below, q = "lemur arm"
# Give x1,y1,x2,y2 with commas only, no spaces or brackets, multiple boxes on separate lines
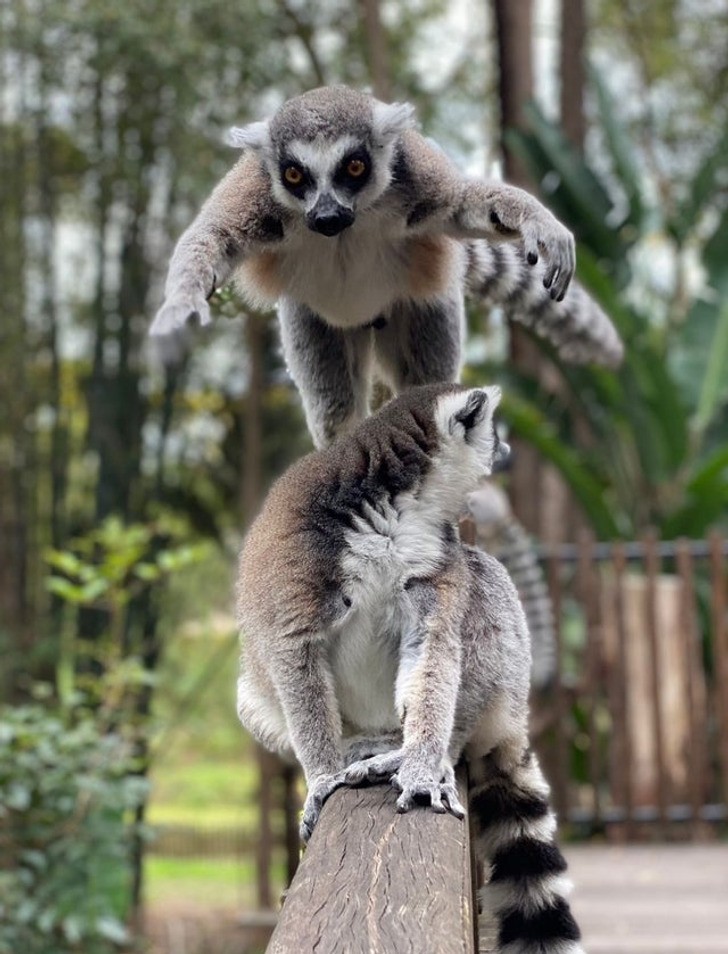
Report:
268,637,346,841
447,181,576,301
390,568,467,816
396,130,575,302
149,154,285,336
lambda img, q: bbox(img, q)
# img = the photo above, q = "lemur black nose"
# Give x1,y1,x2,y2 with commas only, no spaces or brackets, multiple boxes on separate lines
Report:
307,196,355,237
493,441,511,473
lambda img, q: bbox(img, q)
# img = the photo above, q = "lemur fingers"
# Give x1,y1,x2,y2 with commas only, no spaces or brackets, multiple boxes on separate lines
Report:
392,759,465,819
518,215,575,302
299,771,347,842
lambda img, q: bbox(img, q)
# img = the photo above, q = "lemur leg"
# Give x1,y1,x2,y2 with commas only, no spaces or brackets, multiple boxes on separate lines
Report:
373,292,465,392
278,297,373,448
469,737,584,954
237,668,293,759
267,637,346,841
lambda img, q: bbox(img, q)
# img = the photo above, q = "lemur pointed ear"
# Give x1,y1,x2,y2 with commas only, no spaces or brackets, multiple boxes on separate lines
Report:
454,390,489,431
226,121,270,151
372,100,416,143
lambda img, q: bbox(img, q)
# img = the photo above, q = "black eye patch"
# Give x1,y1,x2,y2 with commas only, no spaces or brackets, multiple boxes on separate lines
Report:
333,149,371,192
279,159,313,197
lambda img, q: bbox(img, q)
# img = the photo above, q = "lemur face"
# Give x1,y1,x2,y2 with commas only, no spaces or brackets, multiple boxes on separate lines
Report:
228,86,415,236
273,135,376,236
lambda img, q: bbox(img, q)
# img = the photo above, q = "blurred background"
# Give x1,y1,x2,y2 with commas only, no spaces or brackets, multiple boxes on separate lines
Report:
1,0,727,952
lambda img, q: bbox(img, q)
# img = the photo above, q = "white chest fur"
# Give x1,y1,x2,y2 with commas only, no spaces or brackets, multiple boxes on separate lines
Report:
235,210,463,329
329,495,448,732
278,212,410,328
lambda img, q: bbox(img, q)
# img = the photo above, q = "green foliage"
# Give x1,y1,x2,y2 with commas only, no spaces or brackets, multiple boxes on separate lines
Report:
497,78,728,538
45,516,211,722
0,704,147,954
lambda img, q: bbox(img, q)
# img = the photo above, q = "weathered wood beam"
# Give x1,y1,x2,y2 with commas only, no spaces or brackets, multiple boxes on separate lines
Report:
266,775,476,954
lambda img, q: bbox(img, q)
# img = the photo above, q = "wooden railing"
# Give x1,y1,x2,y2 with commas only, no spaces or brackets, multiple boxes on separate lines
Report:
265,771,478,954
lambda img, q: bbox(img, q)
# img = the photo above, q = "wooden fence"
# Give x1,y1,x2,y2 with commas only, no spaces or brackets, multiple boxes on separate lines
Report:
535,532,728,837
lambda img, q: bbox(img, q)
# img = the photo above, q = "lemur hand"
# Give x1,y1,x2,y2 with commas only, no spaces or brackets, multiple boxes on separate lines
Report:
489,186,575,301
149,289,211,336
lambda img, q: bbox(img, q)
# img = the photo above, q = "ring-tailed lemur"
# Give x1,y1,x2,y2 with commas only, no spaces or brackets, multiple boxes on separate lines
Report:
151,85,622,449
236,383,584,954
468,481,557,690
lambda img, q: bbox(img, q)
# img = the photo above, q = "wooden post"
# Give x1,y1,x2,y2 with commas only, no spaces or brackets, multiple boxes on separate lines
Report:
611,542,634,839
708,532,728,806
546,553,569,822
266,776,476,954
675,540,709,836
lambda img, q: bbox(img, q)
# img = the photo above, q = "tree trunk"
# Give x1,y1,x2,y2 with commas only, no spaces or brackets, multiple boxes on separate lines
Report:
493,0,534,188
359,0,391,101
492,0,585,543
559,0,587,153
492,0,544,536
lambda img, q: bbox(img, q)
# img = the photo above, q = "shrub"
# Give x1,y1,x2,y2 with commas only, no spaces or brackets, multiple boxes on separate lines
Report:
0,703,147,954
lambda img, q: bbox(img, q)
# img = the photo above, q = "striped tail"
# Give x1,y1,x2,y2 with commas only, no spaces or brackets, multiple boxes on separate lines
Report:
465,240,624,369
470,744,584,954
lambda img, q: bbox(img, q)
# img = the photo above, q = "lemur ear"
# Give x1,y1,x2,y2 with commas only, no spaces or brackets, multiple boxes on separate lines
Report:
372,100,416,143
226,121,270,151
454,390,488,432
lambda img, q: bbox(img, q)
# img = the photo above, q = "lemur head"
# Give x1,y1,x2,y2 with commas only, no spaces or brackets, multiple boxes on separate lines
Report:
359,384,509,518
430,386,510,495
229,86,415,236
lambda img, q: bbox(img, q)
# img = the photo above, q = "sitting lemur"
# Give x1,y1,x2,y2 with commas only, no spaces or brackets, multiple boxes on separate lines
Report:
236,384,584,954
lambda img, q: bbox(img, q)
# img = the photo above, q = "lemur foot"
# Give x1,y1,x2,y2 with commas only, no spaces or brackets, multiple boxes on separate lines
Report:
341,748,404,785
392,759,465,818
343,731,402,764
300,772,346,842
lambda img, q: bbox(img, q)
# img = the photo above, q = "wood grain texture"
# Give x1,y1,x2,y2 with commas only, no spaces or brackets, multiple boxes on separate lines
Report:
267,777,475,954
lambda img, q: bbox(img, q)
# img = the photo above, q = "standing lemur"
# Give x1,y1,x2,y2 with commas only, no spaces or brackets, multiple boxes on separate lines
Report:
151,85,623,448
237,383,584,954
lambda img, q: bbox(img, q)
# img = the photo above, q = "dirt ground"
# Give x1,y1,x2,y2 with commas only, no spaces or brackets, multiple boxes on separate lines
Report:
142,901,274,954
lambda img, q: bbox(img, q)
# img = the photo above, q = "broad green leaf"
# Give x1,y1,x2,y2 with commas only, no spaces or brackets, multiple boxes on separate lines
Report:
670,123,728,242
693,300,728,439
506,105,626,262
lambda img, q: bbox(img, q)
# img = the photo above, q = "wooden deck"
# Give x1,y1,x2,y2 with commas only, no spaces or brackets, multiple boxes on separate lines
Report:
480,844,728,953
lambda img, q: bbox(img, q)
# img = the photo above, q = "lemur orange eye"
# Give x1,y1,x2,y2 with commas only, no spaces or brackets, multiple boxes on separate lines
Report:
284,166,303,186
347,158,366,177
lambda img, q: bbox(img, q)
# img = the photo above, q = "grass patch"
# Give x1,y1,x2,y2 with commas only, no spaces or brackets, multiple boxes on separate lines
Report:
145,855,288,908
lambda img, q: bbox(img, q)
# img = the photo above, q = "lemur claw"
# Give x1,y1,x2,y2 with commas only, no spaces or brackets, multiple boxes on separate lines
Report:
391,762,465,819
